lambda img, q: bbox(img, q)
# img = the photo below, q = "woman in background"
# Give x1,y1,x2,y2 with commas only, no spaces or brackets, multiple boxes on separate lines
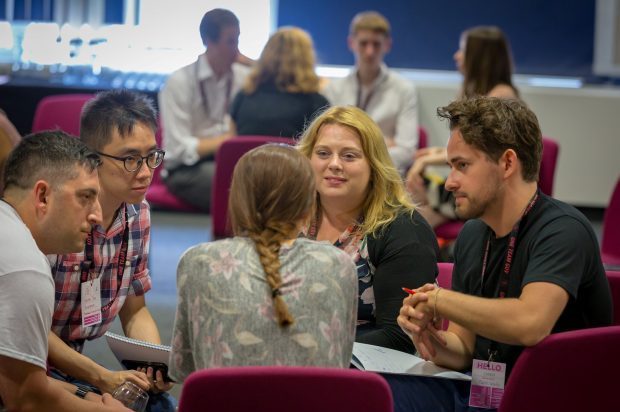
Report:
169,144,357,382
229,27,329,138
454,25,519,99
298,106,439,354
406,26,519,227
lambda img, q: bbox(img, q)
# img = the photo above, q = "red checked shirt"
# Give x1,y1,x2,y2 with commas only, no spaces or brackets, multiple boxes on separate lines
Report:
49,201,152,353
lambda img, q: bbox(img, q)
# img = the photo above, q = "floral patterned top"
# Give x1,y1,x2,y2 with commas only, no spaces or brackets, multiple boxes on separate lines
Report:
169,237,358,382
306,210,440,353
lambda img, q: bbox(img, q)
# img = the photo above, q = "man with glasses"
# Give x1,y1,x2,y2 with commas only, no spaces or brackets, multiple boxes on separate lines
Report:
47,90,175,412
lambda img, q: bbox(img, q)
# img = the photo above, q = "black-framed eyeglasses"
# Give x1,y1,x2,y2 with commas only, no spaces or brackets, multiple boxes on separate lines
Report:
97,149,165,172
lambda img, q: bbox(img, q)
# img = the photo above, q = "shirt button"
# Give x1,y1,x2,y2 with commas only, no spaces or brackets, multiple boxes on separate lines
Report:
73,265,80,271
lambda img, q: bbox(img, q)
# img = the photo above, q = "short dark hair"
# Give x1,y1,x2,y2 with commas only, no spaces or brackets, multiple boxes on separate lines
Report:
199,8,239,45
80,89,157,151
437,97,542,182
3,130,101,191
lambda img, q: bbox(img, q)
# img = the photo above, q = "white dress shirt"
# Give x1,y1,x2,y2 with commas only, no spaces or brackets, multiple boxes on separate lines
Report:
158,54,250,169
323,64,419,173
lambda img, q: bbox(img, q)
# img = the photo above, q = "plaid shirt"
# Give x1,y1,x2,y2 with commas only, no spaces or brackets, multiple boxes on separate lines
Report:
49,201,152,353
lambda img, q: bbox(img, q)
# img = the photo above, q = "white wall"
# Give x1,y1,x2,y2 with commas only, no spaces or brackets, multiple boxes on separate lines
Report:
406,73,620,208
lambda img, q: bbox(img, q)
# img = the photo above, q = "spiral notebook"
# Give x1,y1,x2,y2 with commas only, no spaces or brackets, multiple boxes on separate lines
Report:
105,331,171,366
351,342,471,381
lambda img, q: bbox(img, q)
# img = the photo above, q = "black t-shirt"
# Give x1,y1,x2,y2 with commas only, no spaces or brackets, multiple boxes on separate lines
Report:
230,83,329,138
357,211,440,353
453,193,612,374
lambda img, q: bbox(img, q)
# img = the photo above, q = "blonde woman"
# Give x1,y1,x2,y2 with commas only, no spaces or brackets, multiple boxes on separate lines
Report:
169,144,357,382
229,27,329,137
298,106,439,354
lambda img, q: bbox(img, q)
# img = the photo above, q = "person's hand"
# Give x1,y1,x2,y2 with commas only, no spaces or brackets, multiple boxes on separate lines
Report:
100,393,133,411
414,146,445,161
137,366,174,393
397,284,446,359
406,169,428,204
98,369,150,395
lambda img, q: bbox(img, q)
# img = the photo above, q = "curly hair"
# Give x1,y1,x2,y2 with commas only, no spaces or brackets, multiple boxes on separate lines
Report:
437,97,542,181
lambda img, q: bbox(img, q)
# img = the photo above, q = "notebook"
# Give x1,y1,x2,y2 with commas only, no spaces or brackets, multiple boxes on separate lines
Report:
351,342,471,381
104,331,174,382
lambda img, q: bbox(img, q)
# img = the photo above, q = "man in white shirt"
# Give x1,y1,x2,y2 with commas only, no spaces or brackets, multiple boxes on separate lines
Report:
323,11,419,175
0,131,128,411
159,8,251,212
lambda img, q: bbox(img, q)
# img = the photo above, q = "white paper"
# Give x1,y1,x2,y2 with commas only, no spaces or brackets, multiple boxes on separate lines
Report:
352,342,471,381
105,331,171,365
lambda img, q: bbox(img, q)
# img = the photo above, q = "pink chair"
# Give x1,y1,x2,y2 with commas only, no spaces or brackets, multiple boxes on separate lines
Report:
499,326,620,411
177,366,393,412
31,94,94,136
417,126,428,150
601,177,620,266
539,137,559,196
211,136,295,239
437,262,453,289
145,122,202,213
434,136,560,242
606,270,620,325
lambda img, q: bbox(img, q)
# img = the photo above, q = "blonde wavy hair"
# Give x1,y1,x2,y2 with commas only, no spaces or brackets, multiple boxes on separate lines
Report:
244,26,320,94
297,106,415,236
229,144,316,327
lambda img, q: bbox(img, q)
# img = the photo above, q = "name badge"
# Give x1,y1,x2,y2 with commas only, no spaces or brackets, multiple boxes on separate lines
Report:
469,359,506,409
81,277,102,328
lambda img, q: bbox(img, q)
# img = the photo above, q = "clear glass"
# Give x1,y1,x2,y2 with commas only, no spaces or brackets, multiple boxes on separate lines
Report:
112,381,149,412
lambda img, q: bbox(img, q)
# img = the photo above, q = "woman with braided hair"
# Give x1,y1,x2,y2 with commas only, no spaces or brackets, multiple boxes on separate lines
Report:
169,144,358,382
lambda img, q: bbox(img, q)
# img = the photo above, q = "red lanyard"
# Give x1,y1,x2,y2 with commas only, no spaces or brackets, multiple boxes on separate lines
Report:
80,206,130,313
480,191,539,298
482,190,539,361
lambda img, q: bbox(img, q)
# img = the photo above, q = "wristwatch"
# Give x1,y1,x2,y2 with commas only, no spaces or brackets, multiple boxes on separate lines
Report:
75,386,89,399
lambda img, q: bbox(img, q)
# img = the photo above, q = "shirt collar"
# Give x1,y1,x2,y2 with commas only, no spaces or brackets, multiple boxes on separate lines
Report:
93,203,136,237
353,62,389,88
196,53,234,83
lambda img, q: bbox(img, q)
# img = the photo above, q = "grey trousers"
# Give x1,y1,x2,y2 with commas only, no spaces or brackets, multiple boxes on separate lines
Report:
163,160,215,212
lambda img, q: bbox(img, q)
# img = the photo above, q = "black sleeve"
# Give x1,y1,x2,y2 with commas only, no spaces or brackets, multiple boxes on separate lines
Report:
357,211,440,353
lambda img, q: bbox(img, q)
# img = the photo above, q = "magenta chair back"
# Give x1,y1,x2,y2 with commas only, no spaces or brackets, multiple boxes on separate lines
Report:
539,137,559,196
602,177,620,266
417,126,428,150
437,262,453,289
211,136,295,239
606,270,620,325
145,121,201,212
177,366,393,412
499,326,620,411
31,94,94,136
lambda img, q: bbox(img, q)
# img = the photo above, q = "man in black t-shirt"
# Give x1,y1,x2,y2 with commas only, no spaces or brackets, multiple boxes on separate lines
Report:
397,98,612,395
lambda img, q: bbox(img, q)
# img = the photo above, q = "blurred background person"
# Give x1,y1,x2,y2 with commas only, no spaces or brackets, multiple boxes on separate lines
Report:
298,106,439,354
0,109,21,196
406,26,519,228
323,11,419,175
169,144,358,382
159,8,251,212
230,27,328,138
